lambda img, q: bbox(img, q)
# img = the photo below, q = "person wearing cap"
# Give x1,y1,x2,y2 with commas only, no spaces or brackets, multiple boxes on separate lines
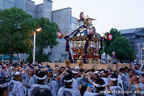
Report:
8,71,25,96
58,74,81,96
107,74,124,96
0,79,9,96
28,71,50,96
59,66,65,74
84,78,109,96
58,66,66,86
45,68,59,96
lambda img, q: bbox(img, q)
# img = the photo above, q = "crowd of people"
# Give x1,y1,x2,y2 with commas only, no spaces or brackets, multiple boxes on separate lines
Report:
0,62,144,96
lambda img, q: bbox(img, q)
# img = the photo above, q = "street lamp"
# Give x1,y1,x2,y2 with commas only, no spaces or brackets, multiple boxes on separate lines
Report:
33,28,42,64
141,47,144,64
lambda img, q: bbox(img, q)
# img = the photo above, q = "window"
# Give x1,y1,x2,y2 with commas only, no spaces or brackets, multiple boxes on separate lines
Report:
136,36,139,39
126,37,129,39
4,0,14,9
140,37,143,39
0,0,4,9
14,0,24,9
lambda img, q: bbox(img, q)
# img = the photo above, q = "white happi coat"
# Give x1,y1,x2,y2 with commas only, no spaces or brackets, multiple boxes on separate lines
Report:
8,80,25,96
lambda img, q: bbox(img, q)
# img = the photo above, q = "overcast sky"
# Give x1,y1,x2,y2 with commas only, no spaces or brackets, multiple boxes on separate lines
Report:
32,0,144,34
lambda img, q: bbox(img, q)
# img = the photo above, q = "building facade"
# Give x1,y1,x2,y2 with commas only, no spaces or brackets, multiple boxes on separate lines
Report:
0,0,81,62
0,0,25,10
120,27,144,59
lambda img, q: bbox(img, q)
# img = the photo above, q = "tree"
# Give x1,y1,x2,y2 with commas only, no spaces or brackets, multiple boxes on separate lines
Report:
107,36,134,62
103,28,121,62
0,7,35,64
35,17,59,62
109,28,121,42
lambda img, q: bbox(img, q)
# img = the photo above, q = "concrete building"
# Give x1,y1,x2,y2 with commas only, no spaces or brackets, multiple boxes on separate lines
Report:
0,0,25,10
0,0,81,62
120,27,144,59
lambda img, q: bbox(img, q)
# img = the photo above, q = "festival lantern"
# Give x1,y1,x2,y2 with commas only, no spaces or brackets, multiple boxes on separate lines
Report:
108,34,112,41
19,67,22,70
57,31,62,39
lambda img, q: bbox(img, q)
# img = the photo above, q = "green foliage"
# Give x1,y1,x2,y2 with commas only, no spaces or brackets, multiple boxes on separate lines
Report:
35,50,49,62
34,17,59,62
110,28,121,42
103,32,111,54
26,56,33,64
103,28,121,54
0,7,35,63
35,17,59,50
107,37,134,61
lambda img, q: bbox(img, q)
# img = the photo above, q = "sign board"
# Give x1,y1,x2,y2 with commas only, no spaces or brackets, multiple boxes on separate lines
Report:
136,54,139,58
112,55,116,59
112,51,116,55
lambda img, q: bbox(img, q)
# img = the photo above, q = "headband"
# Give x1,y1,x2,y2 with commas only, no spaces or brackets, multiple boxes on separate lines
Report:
94,84,105,87
14,71,21,75
37,75,47,80
64,79,73,83
100,71,105,75
136,75,139,78
0,82,8,88
110,78,118,81
72,70,79,74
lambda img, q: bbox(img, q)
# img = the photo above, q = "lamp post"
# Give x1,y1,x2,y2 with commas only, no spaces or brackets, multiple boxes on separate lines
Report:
33,28,41,64
141,47,144,64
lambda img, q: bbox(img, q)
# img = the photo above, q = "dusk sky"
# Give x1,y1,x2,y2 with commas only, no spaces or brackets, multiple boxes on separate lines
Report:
32,0,144,35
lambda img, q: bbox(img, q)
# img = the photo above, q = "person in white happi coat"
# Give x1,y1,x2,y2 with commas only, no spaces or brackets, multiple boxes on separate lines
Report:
100,70,108,86
107,73,124,96
45,68,59,96
22,68,34,96
8,71,25,96
28,71,51,96
58,74,81,96
84,78,111,96
0,79,9,96
71,68,80,88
